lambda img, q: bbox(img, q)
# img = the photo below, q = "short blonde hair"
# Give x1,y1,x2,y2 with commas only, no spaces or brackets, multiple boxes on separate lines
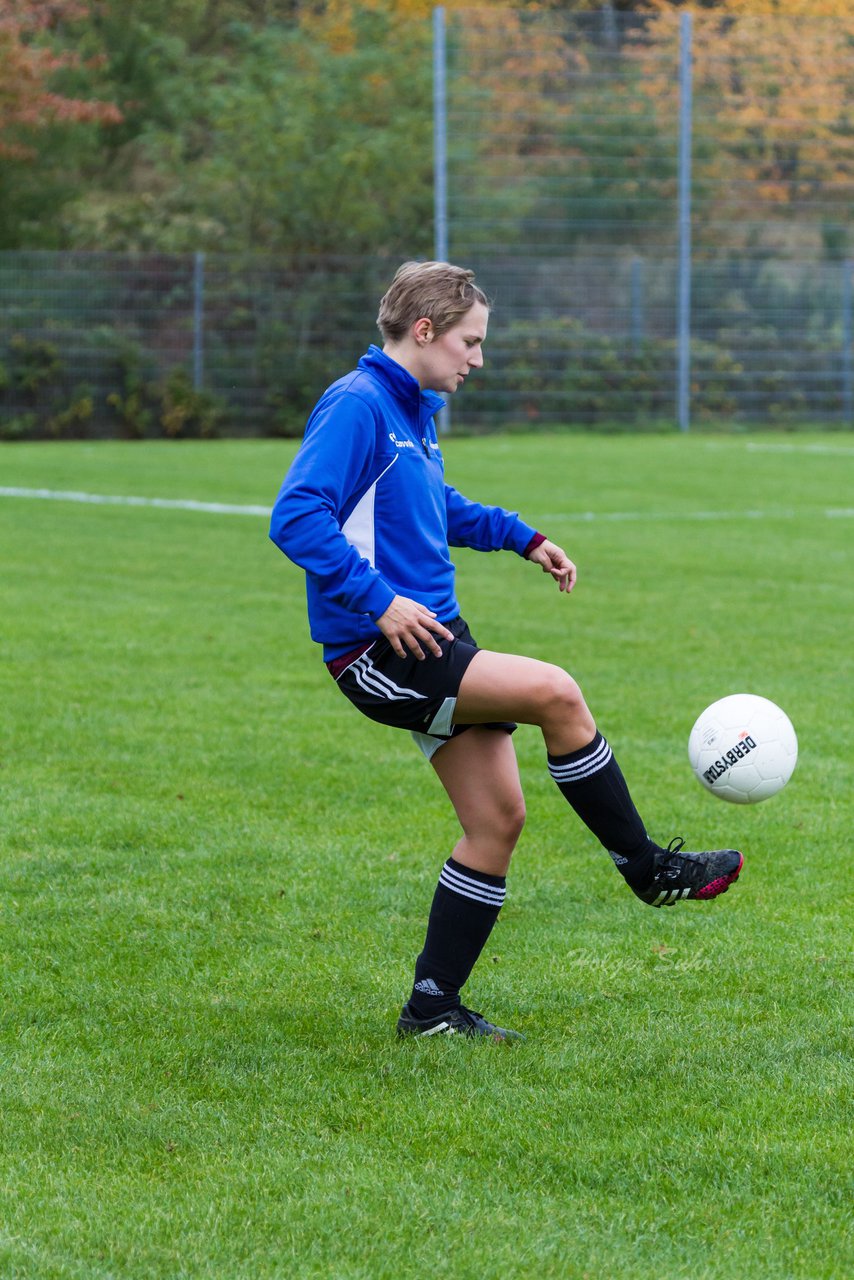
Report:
377,260,489,342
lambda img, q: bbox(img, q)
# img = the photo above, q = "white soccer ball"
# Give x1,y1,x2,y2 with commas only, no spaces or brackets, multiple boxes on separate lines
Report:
688,693,798,804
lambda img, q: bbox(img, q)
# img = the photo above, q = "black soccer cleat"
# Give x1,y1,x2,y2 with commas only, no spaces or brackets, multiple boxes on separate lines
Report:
633,837,744,908
397,1002,525,1042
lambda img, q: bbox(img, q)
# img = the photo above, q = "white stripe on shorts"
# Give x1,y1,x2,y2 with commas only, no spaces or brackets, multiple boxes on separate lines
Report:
548,736,612,784
350,653,427,702
439,861,506,908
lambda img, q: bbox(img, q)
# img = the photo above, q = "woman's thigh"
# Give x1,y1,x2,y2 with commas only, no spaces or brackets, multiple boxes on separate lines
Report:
453,649,596,753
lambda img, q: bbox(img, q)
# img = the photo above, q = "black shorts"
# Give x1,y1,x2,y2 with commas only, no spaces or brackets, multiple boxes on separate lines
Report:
332,616,516,759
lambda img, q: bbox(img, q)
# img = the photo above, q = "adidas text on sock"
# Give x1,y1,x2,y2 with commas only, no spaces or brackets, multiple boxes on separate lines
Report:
408,857,506,1018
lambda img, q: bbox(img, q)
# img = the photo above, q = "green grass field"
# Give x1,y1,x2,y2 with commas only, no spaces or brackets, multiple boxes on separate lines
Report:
1,434,852,1280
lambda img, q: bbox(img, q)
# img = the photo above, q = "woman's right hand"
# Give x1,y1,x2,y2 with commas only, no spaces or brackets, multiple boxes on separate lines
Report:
375,596,454,660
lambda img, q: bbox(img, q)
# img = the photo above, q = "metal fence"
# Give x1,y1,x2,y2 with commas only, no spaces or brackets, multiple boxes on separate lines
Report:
0,252,393,439
440,7,854,259
439,5,854,431
2,6,854,438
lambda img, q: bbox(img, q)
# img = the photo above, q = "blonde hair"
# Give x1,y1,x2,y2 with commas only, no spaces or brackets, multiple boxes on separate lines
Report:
377,260,489,342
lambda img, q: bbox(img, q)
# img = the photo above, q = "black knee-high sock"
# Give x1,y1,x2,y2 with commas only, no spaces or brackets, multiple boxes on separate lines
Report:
548,731,659,888
408,858,506,1019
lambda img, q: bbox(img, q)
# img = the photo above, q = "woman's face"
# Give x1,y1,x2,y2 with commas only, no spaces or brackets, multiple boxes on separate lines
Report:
418,302,489,394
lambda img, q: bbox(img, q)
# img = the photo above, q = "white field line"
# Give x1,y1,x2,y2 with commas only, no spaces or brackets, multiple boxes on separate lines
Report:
539,506,854,523
744,442,854,457
0,487,269,516
1,486,852,523
702,440,854,457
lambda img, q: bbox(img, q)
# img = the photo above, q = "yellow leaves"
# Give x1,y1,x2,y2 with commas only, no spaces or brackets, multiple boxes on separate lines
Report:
299,0,436,52
644,0,853,12
627,1,854,243
298,1,547,59
707,0,854,16
756,182,791,204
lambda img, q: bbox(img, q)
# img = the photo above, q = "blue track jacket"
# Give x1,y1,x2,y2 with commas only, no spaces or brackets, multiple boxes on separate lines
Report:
269,346,538,660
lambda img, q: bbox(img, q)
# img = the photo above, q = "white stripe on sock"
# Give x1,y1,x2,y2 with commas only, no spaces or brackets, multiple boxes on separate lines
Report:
549,735,610,774
548,738,613,784
439,863,506,908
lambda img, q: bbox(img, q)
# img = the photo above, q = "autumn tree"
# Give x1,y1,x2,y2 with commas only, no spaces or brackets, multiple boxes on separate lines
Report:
61,3,440,254
635,0,854,257
6,0,853,261
0,1,121,245
0,1,121,157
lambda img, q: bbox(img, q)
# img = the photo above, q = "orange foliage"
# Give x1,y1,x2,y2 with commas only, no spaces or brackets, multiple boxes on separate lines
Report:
633,1,854,247
645,0,854,14
0,0,122,158
299,0,521,54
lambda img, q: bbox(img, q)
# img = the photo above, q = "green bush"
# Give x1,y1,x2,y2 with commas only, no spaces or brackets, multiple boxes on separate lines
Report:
0,308,846,438
0,326,226,440
0,412,38,441
103,332,157,439
47,388,95,438
9,335,63,395
463,317,742,427
0,334,69,437
158,366,223,439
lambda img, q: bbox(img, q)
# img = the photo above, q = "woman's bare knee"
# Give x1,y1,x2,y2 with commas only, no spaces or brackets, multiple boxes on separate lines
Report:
502,792,527,846
462,790,525,851
537,666,589,717
458,794,525,872
538,667,596,751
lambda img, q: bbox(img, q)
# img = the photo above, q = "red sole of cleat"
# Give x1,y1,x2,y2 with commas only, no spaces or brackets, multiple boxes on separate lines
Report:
695,852,744,900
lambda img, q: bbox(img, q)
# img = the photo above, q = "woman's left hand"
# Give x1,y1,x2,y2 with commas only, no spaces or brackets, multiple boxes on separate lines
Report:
526,539,577,593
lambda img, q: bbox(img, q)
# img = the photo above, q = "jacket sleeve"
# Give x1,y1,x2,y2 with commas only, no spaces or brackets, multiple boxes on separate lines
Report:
444,483,539,556
269,395,396,621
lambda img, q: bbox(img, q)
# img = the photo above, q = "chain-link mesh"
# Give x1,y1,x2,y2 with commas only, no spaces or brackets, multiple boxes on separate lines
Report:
445,7,854,259
443,6,854,429
0,252,390,438
1,8,854,437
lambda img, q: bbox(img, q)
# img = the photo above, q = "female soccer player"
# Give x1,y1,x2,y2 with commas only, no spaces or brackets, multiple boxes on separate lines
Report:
269,261,743,1041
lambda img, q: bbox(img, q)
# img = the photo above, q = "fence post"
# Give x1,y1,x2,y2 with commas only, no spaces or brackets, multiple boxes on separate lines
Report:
676,11,693,432
631,255,644,353
433,5,451,434
193,250,205,391
602,1,618,49
433,7,449,264
843,259,853,425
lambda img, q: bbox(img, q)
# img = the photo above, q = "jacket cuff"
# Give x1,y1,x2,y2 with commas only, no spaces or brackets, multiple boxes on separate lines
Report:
523,532,547,559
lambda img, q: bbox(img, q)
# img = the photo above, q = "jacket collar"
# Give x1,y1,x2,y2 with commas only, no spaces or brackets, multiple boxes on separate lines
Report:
358,345,445,427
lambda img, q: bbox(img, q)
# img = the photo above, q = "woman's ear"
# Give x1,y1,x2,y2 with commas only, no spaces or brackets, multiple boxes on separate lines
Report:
413,317,433,346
